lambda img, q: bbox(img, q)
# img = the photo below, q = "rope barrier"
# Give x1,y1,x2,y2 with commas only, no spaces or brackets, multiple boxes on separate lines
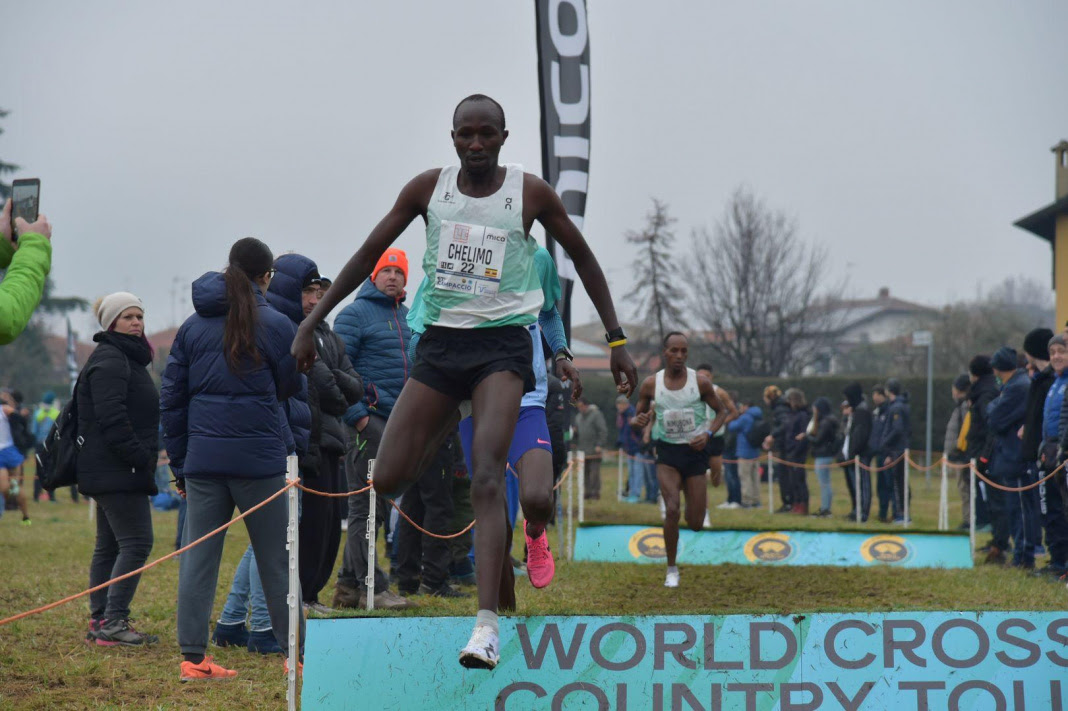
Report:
971,460,1065,493
0,479,298,628
295,482,372,498
856,453,906,473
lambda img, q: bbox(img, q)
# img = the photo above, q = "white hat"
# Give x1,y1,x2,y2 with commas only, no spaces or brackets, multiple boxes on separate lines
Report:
95,291,144,330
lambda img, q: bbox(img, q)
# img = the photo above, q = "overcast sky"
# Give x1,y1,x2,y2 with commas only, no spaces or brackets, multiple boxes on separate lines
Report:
2,1,1066,339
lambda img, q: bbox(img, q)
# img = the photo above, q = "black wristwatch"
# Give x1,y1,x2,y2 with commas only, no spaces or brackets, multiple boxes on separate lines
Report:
605,327,627,346
554,346,574,363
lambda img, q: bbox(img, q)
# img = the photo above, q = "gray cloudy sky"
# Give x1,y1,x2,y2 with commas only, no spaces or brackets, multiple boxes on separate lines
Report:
2,0,1066,339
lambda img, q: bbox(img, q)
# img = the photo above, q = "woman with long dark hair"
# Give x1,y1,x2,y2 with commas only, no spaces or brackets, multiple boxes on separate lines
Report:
784,388,811,515
161,237,305,681
79,292,160,646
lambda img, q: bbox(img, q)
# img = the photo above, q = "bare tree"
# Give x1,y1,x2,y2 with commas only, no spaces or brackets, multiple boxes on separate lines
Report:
627,198,687,343
682,187,843,376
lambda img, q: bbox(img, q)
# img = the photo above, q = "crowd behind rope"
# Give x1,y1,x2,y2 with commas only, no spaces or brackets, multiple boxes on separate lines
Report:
601,326,1068,577
4,200,1068,681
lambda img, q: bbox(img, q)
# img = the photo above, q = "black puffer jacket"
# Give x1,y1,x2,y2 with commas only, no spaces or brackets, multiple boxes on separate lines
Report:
303,321,364,476
76,332,160,496
768,396,792,452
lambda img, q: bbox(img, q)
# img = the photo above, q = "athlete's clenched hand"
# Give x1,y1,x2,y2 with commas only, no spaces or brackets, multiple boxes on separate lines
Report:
610,346,637,397
291,322,317,372
556,358,583,400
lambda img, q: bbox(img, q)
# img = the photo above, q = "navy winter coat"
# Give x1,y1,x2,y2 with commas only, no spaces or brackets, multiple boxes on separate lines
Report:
265,253,316,456
160,272,303,479
880,395,911,459
333,279,410,425
987,369,1029,479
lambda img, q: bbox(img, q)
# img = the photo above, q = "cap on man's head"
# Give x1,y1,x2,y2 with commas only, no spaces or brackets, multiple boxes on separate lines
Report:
991,346,1018,373
302,271,322,290
953,374,971,392
1051,334,1068,351
1024,328,1054,362
372,248,409,283
42,390,56,405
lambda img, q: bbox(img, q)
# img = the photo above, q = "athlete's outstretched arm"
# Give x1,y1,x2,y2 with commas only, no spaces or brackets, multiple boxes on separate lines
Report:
528,176,637,395
292,170,438,371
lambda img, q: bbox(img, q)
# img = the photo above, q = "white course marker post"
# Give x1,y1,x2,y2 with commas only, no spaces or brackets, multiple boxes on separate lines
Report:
88,497,96,522
939,459,949,531
853,456,862,524
558,451,571,559
567,451,575,561
903,449,911,526
365,459,376,612
285,454,299,711
969,459,977,558
578,451,586,524
767,450,774,514
617,451,625,502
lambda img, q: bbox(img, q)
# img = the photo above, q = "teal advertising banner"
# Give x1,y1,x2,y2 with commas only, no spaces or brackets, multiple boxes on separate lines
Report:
302,613,1068,710
573,525,972,569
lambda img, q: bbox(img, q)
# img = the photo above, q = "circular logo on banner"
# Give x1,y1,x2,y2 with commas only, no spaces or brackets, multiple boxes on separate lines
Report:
628,528,680,559
861,535,913,564
743,532,795,563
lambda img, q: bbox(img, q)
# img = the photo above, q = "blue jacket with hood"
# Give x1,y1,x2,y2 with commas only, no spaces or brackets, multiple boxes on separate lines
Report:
728,406,764,460
160,271,303,479
332,279,410,425
264,254,315,456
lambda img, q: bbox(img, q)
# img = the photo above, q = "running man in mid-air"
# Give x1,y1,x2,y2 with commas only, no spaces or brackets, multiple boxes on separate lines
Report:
632,333,726,588
292,94,636,669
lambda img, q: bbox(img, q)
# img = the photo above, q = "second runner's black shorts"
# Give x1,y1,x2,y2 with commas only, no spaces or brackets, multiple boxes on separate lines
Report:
704,436,725,458
655,441,708,480
411,324,535,401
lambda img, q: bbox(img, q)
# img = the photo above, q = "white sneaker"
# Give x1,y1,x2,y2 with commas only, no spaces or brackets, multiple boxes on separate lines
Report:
727,502,742,510
703,512,712,528
715,501,732,510
664,569,680,588
459,624,499,670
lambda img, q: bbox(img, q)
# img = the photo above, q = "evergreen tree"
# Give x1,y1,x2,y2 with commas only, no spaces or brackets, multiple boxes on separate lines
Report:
627,198,687,344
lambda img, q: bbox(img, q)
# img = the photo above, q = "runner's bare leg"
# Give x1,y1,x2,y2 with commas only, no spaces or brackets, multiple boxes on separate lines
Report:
373,380,461,497
469,371,524,614
517,448,554,538
658,465,683,568
683,474,707,532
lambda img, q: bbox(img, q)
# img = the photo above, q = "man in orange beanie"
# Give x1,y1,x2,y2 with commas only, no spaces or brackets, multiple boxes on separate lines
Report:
371,248,408,284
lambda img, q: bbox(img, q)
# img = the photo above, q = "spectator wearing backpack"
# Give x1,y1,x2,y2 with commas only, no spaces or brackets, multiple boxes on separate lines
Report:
31,391,67,502
78,292,161,647
727,401,763,507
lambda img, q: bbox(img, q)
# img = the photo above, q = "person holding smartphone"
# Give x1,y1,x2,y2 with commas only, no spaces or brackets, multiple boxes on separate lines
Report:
0,196,52,345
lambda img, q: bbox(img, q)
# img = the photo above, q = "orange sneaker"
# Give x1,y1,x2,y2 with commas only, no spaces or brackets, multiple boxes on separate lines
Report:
283,658,304,677
180,656,238,682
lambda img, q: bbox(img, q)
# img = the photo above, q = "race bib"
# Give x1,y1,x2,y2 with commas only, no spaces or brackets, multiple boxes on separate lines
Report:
435,221,508,297
663,409,697,440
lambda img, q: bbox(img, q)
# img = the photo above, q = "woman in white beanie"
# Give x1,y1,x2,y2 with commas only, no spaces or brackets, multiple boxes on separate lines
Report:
79,292,161,647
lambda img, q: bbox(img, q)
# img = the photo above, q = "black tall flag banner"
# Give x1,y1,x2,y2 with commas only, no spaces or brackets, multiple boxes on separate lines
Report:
535,0,590,340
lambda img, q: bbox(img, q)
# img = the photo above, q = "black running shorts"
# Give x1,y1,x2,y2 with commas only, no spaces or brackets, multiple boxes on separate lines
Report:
704,436,725,458
655,441,709,480
411,325,535,402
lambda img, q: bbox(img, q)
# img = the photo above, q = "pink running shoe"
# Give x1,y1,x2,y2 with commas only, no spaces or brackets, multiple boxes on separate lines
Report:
524,522,555,589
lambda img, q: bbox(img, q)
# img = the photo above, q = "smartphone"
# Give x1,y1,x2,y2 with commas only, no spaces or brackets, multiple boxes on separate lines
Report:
10,178,40,241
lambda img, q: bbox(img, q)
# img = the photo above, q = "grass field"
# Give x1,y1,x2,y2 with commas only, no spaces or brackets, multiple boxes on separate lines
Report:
0,455,1065,709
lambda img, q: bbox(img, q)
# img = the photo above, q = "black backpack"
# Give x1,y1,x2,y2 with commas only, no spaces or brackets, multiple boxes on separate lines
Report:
747,417,771,450
36,379,83,492
8,411,35,454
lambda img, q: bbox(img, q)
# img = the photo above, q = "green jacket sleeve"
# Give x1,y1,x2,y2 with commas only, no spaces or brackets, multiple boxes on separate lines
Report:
0,233,52,345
